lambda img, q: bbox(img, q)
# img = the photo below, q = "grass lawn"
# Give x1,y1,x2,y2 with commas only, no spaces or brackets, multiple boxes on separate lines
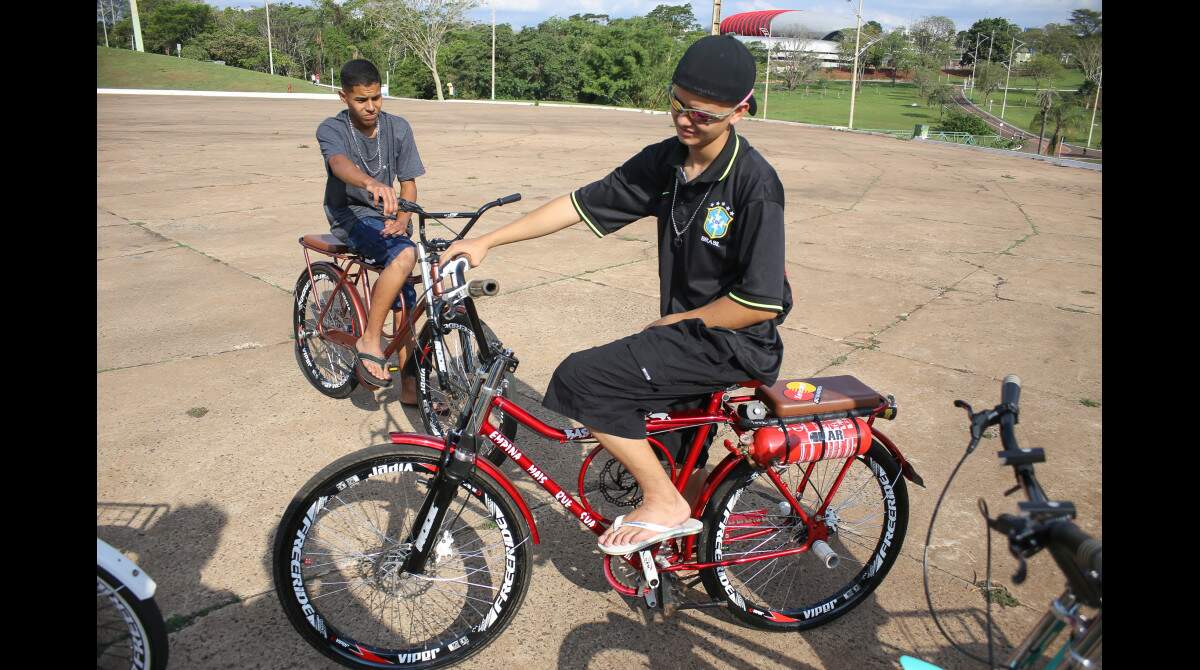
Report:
97,46,331,93
965,87,1102,146
753,80,942,130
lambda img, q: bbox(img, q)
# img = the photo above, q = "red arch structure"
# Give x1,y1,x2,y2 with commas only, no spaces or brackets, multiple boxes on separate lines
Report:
720,10,792,36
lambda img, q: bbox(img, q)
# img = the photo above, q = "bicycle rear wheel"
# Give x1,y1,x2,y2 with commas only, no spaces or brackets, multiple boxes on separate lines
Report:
698,439,908,630
272,444,532,669
97,566,169,670
294,263,363,399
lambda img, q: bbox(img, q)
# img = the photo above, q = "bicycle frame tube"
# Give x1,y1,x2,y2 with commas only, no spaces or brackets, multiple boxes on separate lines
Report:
480,394,853,572
300,241,431,357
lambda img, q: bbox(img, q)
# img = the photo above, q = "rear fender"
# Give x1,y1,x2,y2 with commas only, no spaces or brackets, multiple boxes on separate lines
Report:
388,432,540,543
872,428,925,488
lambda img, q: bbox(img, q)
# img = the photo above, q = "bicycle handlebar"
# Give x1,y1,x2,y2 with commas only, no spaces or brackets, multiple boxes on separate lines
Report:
972,375,1102,608
401,193,523,248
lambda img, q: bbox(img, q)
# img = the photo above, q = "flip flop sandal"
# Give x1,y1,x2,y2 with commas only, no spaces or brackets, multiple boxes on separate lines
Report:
598,514,704,556
355,352,393,389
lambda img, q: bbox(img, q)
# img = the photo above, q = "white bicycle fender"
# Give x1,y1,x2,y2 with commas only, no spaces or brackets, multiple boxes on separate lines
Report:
97,538,157,601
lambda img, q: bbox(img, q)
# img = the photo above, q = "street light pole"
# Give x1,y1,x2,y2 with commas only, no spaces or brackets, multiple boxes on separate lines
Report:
1000,38,1026,120
848,0,863,129
711,0,722,35
1086,69,1101,149
130,0,144,52
265,1,275,76
491,3,496,100
762,28,772,119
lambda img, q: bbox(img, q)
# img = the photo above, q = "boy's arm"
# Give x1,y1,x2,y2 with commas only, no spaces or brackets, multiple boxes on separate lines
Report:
327,154,398,216
381,179,416,236
647,296,776,330
444,194,581,267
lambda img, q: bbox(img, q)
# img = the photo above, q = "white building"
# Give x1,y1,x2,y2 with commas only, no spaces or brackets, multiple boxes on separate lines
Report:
720,10,853,69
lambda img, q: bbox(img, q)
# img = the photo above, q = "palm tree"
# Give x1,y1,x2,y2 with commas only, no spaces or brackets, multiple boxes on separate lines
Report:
1035,88,1057,155
1045,95,1088,156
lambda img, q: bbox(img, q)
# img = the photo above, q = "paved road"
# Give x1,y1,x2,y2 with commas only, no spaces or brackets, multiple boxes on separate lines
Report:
98,93,1101,669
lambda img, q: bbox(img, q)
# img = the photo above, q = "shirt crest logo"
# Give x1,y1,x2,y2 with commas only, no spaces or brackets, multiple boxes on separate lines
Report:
703,203,733,239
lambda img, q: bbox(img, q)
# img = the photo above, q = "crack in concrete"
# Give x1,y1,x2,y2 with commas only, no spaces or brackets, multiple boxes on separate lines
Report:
98,339,293,374
97,244,183,261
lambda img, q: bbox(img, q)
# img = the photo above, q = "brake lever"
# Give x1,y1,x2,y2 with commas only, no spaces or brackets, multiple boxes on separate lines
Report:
1009,545,1028,584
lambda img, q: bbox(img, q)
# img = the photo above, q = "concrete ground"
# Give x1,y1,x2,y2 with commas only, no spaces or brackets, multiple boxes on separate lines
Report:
98,94,1101,669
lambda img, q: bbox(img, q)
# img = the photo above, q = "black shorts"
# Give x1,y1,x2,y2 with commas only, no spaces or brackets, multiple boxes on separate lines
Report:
543,319,756,466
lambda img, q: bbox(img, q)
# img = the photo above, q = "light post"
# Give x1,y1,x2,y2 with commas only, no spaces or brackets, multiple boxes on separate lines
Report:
1000,39,1026,120
491,2,496,100
1086,68,1101,149
711,0,722,35
969,33,992,101
847,0,864,129
265,1,275,76
130,0,144,52
761,27,772,119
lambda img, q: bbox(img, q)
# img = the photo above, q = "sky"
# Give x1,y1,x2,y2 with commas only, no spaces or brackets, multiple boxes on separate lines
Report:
207,1,1102,33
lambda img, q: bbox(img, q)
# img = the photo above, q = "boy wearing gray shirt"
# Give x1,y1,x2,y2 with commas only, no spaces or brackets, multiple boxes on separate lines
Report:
316,59,425,399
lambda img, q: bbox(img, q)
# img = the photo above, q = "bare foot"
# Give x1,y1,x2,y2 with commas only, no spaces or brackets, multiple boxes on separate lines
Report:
355,336,389,382
598,493,693,550
399,375,418,405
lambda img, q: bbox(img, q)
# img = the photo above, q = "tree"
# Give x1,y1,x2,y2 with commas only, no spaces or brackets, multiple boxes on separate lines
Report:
647,4,699,38
1030,23,1077,64
1034,88,1057,154
938,109,991,134
838,23,883,92
136,0,214,55
774,42,822,91
1044,94,1087,155
909,15,956,67
961,17,1021,65
973,61,1004,104
927,83,953,120
1069,9,1101,38
1025,54,1063,93
876,29,915,84
365,0,478,101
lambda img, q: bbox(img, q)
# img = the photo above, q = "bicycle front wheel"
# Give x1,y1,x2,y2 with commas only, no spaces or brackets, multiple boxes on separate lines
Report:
698,439,908,630
272,444,532,669
294,262,363,399
416,314,515,442
97,566,169,670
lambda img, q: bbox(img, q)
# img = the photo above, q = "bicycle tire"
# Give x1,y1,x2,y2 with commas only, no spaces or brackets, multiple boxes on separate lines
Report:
272,444,532,669
97,566,170,670
698,439,908,630
415,314,516,444
294,262,363,399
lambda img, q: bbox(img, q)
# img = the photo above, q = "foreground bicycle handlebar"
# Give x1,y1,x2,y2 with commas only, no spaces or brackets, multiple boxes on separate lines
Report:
956,376,1102,610
398,193,522,250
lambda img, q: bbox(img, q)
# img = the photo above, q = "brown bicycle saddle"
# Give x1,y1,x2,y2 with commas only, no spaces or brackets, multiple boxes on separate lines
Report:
755,375,885,418
300,234,349,254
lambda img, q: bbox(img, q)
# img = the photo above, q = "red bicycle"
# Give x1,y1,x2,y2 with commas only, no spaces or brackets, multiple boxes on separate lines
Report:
273,244,925,669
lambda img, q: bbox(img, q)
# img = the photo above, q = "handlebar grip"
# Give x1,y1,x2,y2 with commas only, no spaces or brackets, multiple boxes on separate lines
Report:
398,198,421,212
1049,521,1102,578
496,193,522,205
1001,374,1022,410
468,279,500,297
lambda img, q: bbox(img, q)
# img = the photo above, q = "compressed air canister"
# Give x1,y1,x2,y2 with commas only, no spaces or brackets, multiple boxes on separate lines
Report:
749,417,872,468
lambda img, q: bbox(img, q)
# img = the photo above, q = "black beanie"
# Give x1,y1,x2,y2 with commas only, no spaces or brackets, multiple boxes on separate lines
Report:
672,35,758,116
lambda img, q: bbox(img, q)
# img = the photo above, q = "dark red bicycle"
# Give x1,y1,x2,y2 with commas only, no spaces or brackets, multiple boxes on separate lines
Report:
273,240,925,669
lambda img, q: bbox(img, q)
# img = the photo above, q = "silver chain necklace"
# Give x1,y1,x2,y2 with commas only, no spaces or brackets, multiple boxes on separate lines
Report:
345,113,386,176
669,170,715,246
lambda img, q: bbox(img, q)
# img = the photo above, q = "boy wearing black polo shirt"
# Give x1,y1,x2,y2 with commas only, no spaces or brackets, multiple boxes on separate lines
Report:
446,36,791,555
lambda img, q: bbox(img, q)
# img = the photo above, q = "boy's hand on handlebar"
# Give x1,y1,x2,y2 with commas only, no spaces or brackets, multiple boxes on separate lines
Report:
364,179,398,217
381,212,411,237
444,238,489,268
